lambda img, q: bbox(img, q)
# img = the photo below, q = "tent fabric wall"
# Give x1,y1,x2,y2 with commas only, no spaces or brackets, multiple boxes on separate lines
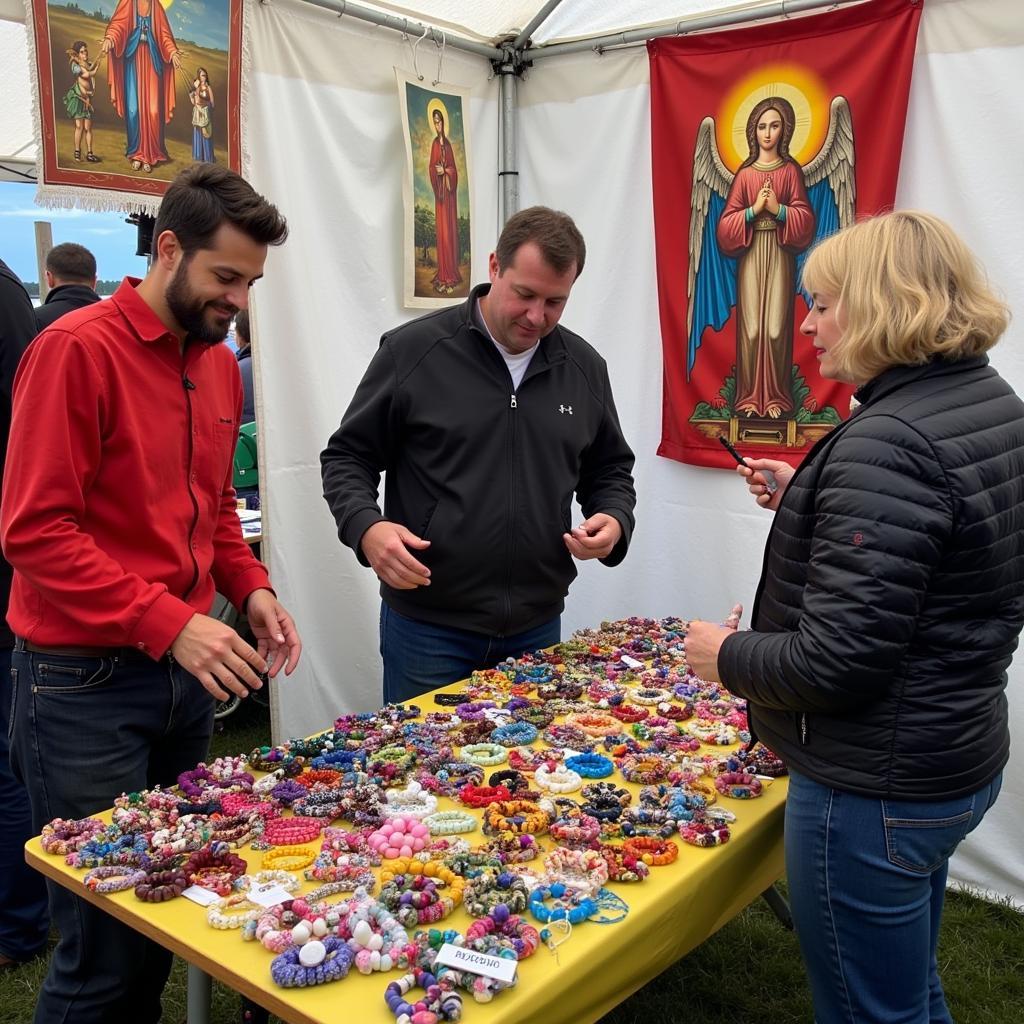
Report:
247,0,1022,902
243,0,499,742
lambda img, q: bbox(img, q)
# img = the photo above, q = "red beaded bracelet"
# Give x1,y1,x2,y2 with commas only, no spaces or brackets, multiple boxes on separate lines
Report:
262,816,324,847
457,784,512,808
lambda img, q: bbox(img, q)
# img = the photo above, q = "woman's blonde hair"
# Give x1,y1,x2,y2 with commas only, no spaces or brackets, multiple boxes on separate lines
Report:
801,210,1010,383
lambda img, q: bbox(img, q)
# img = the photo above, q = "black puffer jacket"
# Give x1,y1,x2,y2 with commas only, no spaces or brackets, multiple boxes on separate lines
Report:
719,356,1024,799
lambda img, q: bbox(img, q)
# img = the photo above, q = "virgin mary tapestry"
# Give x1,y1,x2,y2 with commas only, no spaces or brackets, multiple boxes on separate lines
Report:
28,0,242,213
396,68,473,309
650,0,921,468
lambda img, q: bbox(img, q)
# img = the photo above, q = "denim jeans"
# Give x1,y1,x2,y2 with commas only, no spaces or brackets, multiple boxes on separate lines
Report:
9,642,214,1024
379,604,561,704
0,647,49,962
785,768,1003,1024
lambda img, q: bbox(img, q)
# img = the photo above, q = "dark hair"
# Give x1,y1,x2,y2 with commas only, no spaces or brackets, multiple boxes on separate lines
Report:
742,97,797,168
46,241,96,282
72,39,87,53
153,163,288,256
234,309,250,347
494,206,586,280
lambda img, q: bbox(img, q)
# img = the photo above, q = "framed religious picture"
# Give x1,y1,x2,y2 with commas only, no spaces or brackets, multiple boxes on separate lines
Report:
396,68,472,308
28,0,243,212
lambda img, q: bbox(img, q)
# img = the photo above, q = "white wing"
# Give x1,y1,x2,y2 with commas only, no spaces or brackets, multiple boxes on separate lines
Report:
687,117,733,340
803,95,856,229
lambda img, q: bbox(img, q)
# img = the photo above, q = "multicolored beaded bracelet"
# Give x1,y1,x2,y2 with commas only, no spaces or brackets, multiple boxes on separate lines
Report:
622,836,679,866
596,844,650,883
463,869,530,917
84,865,146,893
542,846,610,894
680,820,731,847
534,764,582,794
489,720,539,747
384,967,463,1023
549,812,601,849
207,893,263,929
270,934,354,988
618,754,672,785
41,816,105,855
482,800,550,836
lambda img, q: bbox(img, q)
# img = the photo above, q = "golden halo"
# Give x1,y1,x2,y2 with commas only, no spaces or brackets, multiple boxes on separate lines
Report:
716,63,829,171
426,98,450,130
158,0,173,8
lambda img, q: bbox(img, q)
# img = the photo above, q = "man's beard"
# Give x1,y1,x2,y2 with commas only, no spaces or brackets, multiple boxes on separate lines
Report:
166,260,237,344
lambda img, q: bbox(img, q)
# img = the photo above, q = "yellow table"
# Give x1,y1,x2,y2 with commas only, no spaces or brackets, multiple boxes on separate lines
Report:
25,695,786,1024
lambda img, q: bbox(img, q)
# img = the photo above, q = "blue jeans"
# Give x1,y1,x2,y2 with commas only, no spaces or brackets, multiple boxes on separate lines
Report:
9,642,214,1024
785,768,1003,1024
0,647,49,962
379,604,561,705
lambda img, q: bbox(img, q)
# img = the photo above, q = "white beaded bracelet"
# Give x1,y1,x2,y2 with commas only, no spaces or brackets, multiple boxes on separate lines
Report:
207,893,262,929
535,764,583,794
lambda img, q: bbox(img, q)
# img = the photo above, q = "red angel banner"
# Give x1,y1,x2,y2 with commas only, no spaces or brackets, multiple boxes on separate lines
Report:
650,0,922,468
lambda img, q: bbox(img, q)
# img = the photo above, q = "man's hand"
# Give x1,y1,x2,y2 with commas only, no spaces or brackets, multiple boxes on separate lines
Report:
737,457,794,511
361,521,431,589
170,613,268,701
246,588,302,678
563,513,622,561
684,606,743,683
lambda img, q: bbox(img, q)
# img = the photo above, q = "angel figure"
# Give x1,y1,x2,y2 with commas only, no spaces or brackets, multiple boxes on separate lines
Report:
687,95,855,420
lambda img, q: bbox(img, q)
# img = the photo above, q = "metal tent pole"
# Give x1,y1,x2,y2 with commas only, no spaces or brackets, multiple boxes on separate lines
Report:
525,0,863,61
512,0,567,50
497,54,519,225
288,0,503,60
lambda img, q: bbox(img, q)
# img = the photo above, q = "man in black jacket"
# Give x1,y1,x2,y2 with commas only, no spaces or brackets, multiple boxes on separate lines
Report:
0,259,48,967
33,242,100,332
321,207,636,703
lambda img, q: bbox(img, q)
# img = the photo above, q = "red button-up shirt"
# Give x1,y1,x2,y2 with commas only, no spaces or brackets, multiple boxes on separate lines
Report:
1,278,271,657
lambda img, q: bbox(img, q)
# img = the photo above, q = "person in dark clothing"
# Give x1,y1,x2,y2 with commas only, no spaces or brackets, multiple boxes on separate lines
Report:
0,258,49,968
321,207,636,704
33,241,101,332
685,211,1022,1024
234,307,255,423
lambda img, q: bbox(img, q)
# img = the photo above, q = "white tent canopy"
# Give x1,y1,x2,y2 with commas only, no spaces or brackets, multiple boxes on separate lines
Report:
3,0,1023,909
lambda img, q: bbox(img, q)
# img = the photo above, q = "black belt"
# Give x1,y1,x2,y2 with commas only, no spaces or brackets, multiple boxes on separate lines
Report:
19,640,151,661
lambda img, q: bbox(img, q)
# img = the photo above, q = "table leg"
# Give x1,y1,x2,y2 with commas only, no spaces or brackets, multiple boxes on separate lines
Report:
186,963,213,1024
761,883,794,930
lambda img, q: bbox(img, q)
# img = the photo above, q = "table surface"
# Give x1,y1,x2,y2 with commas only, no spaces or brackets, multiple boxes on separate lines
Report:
26,688,786,1024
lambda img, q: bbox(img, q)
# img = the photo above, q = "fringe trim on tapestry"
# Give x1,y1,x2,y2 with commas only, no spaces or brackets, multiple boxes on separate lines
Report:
24,0,164,215
240,0,256,177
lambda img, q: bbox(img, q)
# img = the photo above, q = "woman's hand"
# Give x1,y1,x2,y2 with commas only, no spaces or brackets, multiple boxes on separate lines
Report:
737,457,794,511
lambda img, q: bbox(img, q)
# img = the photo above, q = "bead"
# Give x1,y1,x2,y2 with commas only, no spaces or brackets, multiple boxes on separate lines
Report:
299,940,326,967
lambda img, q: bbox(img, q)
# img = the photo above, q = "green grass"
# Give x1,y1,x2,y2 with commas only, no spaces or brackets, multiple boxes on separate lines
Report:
4,703,1021,1023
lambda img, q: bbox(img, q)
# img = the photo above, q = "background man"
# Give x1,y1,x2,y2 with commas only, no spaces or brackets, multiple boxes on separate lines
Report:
234,307,255,423
2,163,302,1023
33,241,101,331
321,206,636,704
0,258,47,970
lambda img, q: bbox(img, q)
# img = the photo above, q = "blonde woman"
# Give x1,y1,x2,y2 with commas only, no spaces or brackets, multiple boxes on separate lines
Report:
686,211,1021,1023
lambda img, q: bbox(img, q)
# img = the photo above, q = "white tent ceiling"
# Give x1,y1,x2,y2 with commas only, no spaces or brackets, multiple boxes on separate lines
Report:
0,0,823,180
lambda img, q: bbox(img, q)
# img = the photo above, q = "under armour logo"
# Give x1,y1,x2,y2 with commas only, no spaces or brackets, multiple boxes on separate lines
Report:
559,405,573,415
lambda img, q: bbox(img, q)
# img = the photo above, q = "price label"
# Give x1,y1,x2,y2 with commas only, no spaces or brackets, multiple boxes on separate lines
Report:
435,943,517,984
248,883,295,908
620,655,644,669
182,885,220,906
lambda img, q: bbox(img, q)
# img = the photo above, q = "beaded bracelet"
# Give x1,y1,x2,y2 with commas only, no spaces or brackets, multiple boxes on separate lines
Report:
564,711,620,738
346,903,414,974
482,800,550,836
542,846,610,894
207,893,263,929
680,820,731,847
610,704,649,723
542,723,592,750
596,844,650,883
270,934,354,988
622,836,679,866
383,782,439,820
41,816,106,855
378,870,465,928
534,764,582,794
262,816,324,847
134,865,188,902
628,686,673,706
582,781,632,808
687,721,739,746
460,743,507,766
423,811,477,836
489,720,539,747
368,816,431,859
549,812,601,848
384,967,463,1022
481,831,543,864
564,753,614,779
84,865,146,893
527,883,597,924
714,771,764,799
619,754,672,785
463,869,531,917
260,846,318,873
465,904,541,960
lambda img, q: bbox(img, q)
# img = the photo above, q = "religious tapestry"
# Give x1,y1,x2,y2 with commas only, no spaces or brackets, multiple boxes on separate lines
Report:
650,0,922,468
396,68,472,309
28,0,243,213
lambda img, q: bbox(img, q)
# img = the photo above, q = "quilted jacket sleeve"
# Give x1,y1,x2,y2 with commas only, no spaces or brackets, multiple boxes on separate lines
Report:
719,414,954,712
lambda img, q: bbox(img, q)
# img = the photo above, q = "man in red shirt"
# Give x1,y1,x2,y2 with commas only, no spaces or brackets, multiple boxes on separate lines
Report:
2,163,302,1023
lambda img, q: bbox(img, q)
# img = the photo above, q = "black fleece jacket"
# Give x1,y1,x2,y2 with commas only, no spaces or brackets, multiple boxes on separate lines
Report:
321,285,636,636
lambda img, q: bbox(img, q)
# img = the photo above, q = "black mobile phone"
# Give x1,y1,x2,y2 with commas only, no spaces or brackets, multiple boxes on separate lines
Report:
718,436,778,494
